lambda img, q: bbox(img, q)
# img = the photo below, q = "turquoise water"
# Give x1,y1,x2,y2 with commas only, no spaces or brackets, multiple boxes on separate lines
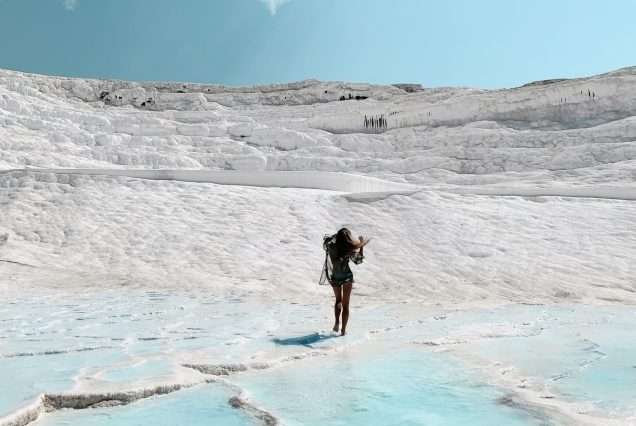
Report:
547,309,636,418
0,348,123,416
234,348,534,425
2,284,636,425
455,306,636,419
101,358,175,382
35,385,252,426
32,349,536,426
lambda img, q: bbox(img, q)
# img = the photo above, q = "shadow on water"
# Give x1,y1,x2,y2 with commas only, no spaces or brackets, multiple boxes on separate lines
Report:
272,332,338,348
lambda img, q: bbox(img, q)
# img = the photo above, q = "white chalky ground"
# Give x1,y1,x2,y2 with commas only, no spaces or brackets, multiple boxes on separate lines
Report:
1,67,635,425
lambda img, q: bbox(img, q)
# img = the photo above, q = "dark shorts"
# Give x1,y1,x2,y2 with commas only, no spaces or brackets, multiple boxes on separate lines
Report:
330,272,354,287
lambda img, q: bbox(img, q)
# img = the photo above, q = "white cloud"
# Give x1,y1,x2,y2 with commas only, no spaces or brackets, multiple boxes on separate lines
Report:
64,0,77,10
259,0,290,15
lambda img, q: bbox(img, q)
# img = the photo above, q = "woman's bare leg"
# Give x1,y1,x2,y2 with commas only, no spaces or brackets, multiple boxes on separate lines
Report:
340,282,353,336
331,285,342,332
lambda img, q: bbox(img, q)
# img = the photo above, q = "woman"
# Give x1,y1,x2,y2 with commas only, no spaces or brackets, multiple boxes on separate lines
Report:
323,228,369,336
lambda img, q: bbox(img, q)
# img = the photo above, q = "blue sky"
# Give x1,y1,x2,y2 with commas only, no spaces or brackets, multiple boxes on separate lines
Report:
1,0,635,88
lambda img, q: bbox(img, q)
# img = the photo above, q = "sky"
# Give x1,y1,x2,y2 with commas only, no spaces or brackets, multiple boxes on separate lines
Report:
0,0,635,88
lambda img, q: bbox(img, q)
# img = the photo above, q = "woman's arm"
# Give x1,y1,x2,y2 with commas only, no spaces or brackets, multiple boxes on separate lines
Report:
352,236,366,264
352,246,364,264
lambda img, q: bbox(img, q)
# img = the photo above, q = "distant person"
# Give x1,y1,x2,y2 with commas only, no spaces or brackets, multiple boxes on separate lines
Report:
322,229,369,336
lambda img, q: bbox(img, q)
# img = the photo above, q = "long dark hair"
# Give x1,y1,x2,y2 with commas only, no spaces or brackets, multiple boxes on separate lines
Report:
331,228,368,260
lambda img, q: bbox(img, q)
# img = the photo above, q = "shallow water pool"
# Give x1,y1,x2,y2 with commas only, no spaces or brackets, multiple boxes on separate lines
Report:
35,384,252,426
234,347,535,425
2,283,635,425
